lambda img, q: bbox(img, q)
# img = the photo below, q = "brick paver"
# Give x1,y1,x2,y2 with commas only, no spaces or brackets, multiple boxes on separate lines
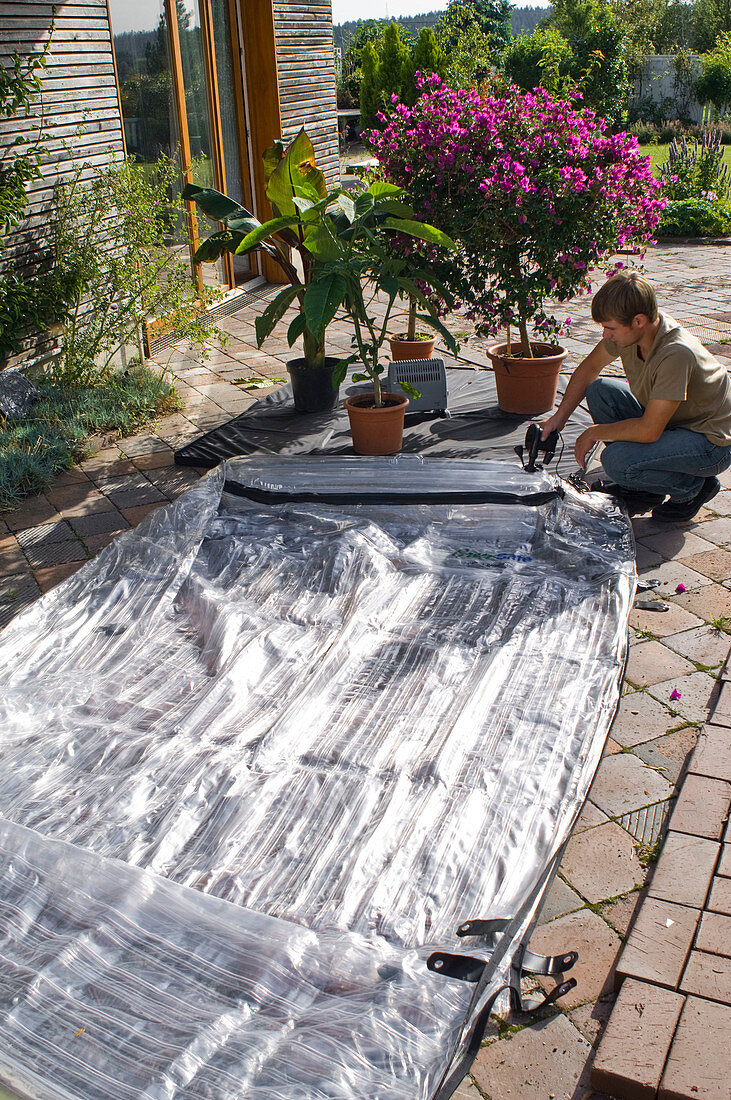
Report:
1,241,730,1099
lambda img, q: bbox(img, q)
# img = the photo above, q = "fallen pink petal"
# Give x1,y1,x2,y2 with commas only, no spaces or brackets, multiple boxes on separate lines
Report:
670,689,682,701
675,583,687,593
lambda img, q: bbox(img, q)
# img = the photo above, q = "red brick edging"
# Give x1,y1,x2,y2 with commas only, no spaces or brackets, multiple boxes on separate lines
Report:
591,654,731,1100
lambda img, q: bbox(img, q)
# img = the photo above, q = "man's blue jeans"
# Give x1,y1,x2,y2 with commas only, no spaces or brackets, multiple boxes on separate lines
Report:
586,378,731,502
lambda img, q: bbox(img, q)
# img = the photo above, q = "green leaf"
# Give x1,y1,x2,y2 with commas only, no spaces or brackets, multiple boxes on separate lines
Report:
302,221,341,261
332,355,356,388
287,311,307,347
226,214,261,234
378,275,400,299
266,129,327,216
182,184,245,223
384,218,456,250
262,140,284,184
336,193,356,223
374,198,415,218
303,273,346,341
367,180,404,198
354,192,375,217
414,312,460,356
192,231,235,263
254,285,301,347
235,216,300,254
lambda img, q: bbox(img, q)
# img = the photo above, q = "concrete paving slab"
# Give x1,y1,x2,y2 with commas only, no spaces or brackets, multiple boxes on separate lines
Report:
591,978,685,1100
536,876,585,924
528,908,622,1008
560,822,644,904
472,1012,591,1100
647,669,719,724
611,691,680,748
625,641,696,687
659,995,731,1100
629,602,706,638
637,529,718,561
615,897,701,991
664,625,731,668
680,547,731,584
648,832,720,909
672,585,731,627
634,727,699,786
589,753,675,819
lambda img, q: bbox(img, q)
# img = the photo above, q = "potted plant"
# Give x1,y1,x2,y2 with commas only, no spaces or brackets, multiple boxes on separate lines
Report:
389,295,436,361
370,76,667,413
184,129,458,448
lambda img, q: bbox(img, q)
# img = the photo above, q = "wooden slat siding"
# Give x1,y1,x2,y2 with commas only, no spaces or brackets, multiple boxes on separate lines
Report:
0,0,124,369
272,0,339,188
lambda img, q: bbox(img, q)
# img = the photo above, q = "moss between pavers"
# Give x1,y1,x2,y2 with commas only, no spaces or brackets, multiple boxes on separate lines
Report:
0,367,179,510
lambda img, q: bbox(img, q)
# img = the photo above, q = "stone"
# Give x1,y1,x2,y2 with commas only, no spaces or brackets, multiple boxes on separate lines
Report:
450,1079,482,1100
680,950,731,1004
0,368,38,418
615,897,700,991
660,995,731,1100
636,558,712,594
709,681,731,726
634,727,700,786
673,583,731,626
670,774,731,841
648,832,719,909
647,670,719,725
589,752,675,819
569,994,616,1044
536,876,584,925
600,890,646,938
689,726,731,782
695,911,731,957
681,547,731,584
573,800,610,831
692,516,731,547
638,528,717,561
471,1012,591,1100
527,908,622,1009
629,602,705,639
560,822,644,904
665,625,731,669
612,692,678,748
625,641,696,688
708,875,731,915
591,978,685,1100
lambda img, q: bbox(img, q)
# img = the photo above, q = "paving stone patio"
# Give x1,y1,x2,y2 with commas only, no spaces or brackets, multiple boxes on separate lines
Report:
0,241,729,1099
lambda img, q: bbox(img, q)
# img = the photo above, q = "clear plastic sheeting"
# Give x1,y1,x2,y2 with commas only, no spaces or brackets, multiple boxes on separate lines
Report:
0,456,636,1099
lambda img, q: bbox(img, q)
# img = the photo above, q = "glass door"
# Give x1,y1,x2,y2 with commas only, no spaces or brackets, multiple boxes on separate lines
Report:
109,0,254,291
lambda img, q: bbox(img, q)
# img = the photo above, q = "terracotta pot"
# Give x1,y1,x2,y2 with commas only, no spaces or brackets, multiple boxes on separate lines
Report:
287,357,340,414
344,391,409,455
389,334,436,361
487,342,567,415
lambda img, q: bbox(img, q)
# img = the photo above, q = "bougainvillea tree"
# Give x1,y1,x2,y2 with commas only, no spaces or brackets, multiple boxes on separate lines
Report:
370,75,667,355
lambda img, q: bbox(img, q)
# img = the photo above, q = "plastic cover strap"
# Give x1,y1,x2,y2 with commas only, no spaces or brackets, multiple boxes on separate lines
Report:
0,456,636,1098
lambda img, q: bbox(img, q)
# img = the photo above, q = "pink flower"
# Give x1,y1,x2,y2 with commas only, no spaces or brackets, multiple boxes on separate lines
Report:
675,583,687,594
670,689,682,701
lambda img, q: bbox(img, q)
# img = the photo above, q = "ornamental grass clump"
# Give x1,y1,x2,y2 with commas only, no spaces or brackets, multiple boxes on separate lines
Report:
371,76,667,355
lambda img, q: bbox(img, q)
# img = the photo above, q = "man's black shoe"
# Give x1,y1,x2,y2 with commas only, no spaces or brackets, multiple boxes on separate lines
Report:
651,477,721,523
591,480,665,516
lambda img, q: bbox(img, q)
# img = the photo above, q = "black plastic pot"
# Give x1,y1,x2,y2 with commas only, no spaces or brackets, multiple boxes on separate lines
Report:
287,357,340,414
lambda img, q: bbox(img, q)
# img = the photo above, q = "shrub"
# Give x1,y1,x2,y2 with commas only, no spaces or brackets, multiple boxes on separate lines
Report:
0,366,178,509
659,197,731,237
659,130,731,201
371,76,665,350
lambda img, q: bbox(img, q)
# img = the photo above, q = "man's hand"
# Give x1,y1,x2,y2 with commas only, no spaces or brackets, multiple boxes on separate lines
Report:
540,413,565,441
574,426,601,469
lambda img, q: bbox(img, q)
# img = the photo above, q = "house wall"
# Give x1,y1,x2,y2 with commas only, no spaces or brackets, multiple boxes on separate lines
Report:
273,1,339,186
0,0,125,369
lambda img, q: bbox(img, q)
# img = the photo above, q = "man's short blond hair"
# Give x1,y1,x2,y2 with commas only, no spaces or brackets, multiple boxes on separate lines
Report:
591,272,658,326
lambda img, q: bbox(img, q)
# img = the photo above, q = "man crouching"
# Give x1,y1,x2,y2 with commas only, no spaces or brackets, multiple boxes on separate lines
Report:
541,271,731,522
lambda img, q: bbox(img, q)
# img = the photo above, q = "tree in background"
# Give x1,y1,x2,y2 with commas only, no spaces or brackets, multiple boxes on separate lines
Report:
541,0,630,128
359,42,381,129
379,21,412,103
692,0,731,53
503,26,573,92
404,28,448,105
695,32,731,113
337,20,386,108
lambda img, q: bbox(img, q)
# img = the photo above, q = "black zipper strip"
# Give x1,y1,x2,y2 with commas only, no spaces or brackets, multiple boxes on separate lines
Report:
222,481,563,507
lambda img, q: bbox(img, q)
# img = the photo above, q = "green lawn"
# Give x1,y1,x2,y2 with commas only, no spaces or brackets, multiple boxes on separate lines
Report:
639,142,731,176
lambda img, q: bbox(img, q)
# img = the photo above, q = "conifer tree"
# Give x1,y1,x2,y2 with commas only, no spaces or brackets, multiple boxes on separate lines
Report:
359,42,381,129
379,22,411,105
